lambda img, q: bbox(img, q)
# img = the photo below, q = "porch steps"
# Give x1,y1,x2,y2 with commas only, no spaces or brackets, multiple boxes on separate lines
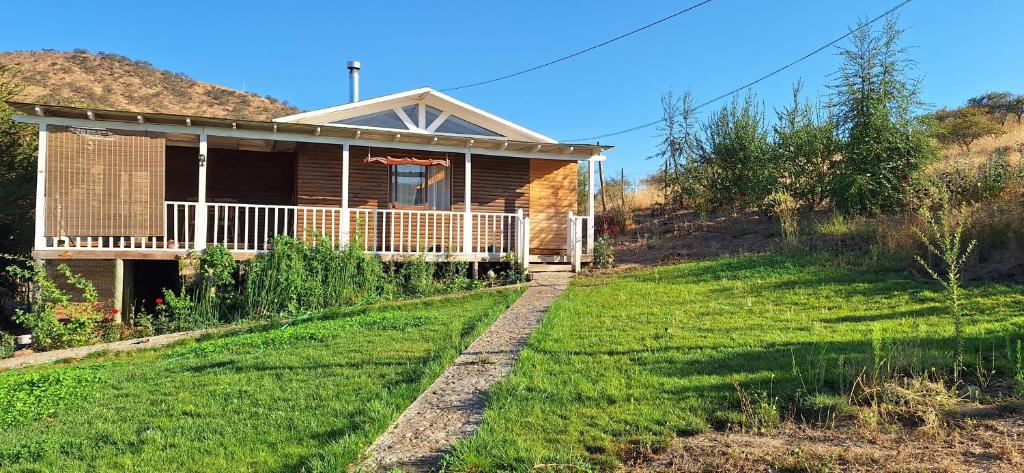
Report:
529,254,570,264
528,263,574,273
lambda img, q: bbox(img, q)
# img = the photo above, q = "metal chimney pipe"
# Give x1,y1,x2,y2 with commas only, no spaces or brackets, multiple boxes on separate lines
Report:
347,60,361,103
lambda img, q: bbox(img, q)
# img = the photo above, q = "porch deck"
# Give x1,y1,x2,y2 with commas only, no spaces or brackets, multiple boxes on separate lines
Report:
36,201,546,262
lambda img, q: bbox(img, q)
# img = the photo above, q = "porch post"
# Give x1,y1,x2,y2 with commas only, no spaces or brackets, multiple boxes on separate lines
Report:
112,259,124,324
194,131,208,250
463,149,472,255
341,143,351,245
587,156,596,254
34,122,48,251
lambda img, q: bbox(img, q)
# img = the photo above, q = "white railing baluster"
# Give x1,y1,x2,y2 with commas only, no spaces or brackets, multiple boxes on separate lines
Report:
220,205,226,246
162,204,168,249
183,208,190,249
54,201,526,259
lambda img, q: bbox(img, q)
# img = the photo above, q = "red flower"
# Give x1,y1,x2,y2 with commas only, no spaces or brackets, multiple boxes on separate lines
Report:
111,308,119,315
901,174,909,182
155,298,164,305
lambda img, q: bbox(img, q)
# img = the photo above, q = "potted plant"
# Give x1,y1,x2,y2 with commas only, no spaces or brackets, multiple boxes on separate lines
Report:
14,333,32,347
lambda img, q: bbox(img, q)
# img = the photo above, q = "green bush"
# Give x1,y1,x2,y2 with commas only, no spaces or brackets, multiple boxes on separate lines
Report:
592,234,615,269
397,255,436,297
6,263,103,351
499,253,527,285
441,258,476,292
0,331,14,359
242,235,405,320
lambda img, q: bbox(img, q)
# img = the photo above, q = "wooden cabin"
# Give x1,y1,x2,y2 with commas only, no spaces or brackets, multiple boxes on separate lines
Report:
9,83,609,313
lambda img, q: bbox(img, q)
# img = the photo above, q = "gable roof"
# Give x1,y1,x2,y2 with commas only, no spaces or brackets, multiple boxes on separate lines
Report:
274,87,557,143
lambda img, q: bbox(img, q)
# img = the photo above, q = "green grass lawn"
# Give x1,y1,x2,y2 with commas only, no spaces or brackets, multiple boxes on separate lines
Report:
443,255,1024,471
0,289,522,472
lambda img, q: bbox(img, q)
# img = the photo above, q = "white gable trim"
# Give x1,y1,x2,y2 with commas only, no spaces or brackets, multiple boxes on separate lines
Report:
274,87,556,143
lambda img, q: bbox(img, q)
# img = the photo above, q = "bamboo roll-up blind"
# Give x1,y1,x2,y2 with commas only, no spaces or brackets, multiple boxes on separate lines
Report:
45,126,166,237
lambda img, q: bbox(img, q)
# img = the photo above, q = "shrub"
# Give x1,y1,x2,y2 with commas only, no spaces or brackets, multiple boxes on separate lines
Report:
441,257,477,292
7,263,103,351
773,81,841,209
158,278,222,333
592,234,615,269
243,235,409,320
0,331,13,359
697,91,776,210
198,245,237,290
397,255,436,297
499,253,527,285
765,191,800,247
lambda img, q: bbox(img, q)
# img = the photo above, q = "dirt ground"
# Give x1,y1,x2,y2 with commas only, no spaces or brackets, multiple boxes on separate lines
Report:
614,208,783,267
623,402,1024,472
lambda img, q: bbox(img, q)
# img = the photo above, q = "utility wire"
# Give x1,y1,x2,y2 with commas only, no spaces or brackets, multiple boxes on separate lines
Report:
567,0,913,142
439,0,715,92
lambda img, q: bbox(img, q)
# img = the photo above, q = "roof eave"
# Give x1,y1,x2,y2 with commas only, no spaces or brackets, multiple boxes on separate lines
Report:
7,102,612,157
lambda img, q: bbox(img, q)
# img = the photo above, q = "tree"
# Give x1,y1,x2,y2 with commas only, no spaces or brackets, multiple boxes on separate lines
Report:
0,64,37,257
967,91,1013,124
932,106,1005,157
829,16,936,215
1008,95,1024,124
697,91,774,210
651,89,699,207
773,81,840,209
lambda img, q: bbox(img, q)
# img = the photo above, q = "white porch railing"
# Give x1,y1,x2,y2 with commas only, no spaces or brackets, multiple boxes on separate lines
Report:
566,211,590,272
352,208,465,254
42,201,529,262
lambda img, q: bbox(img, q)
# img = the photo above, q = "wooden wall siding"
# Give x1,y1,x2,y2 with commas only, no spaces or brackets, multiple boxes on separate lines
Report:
449,155,529,254
165,146,198,201
451,155,530,214
529,159,577,252
165,146,295,205
45,259,115,310
295,143,343,207
45,126,165,237
348,146,389,209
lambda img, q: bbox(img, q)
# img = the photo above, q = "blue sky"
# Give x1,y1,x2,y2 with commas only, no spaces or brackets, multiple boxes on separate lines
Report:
3,1,1021,179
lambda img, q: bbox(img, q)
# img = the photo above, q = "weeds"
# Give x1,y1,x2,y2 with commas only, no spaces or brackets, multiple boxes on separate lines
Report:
1015,340,1024,397
733,381,781,434
765,191,800,247
592,235,615,269
913,192,977,382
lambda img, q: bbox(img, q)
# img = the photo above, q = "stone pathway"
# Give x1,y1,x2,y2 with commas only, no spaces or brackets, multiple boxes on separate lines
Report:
361,272,573,472
0,326,228,371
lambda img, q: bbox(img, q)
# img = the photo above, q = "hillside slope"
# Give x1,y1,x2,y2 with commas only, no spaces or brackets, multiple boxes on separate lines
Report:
0,50,300,121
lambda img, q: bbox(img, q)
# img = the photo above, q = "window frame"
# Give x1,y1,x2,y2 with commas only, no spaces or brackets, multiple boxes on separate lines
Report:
386,164,452,211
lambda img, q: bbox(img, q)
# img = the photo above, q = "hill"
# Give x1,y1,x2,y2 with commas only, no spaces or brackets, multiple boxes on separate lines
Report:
0,49,300,121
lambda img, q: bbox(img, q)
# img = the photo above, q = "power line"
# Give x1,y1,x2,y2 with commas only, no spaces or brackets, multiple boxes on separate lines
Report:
567,0,913,142
439,0,716,92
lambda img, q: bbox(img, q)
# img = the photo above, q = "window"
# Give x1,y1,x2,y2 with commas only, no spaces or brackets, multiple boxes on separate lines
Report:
388,164,451,210
390,164,426,207
435,114,501,137
333,109,407,129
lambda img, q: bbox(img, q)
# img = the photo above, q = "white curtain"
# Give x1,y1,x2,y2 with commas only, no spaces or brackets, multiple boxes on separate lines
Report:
427,165,451,210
